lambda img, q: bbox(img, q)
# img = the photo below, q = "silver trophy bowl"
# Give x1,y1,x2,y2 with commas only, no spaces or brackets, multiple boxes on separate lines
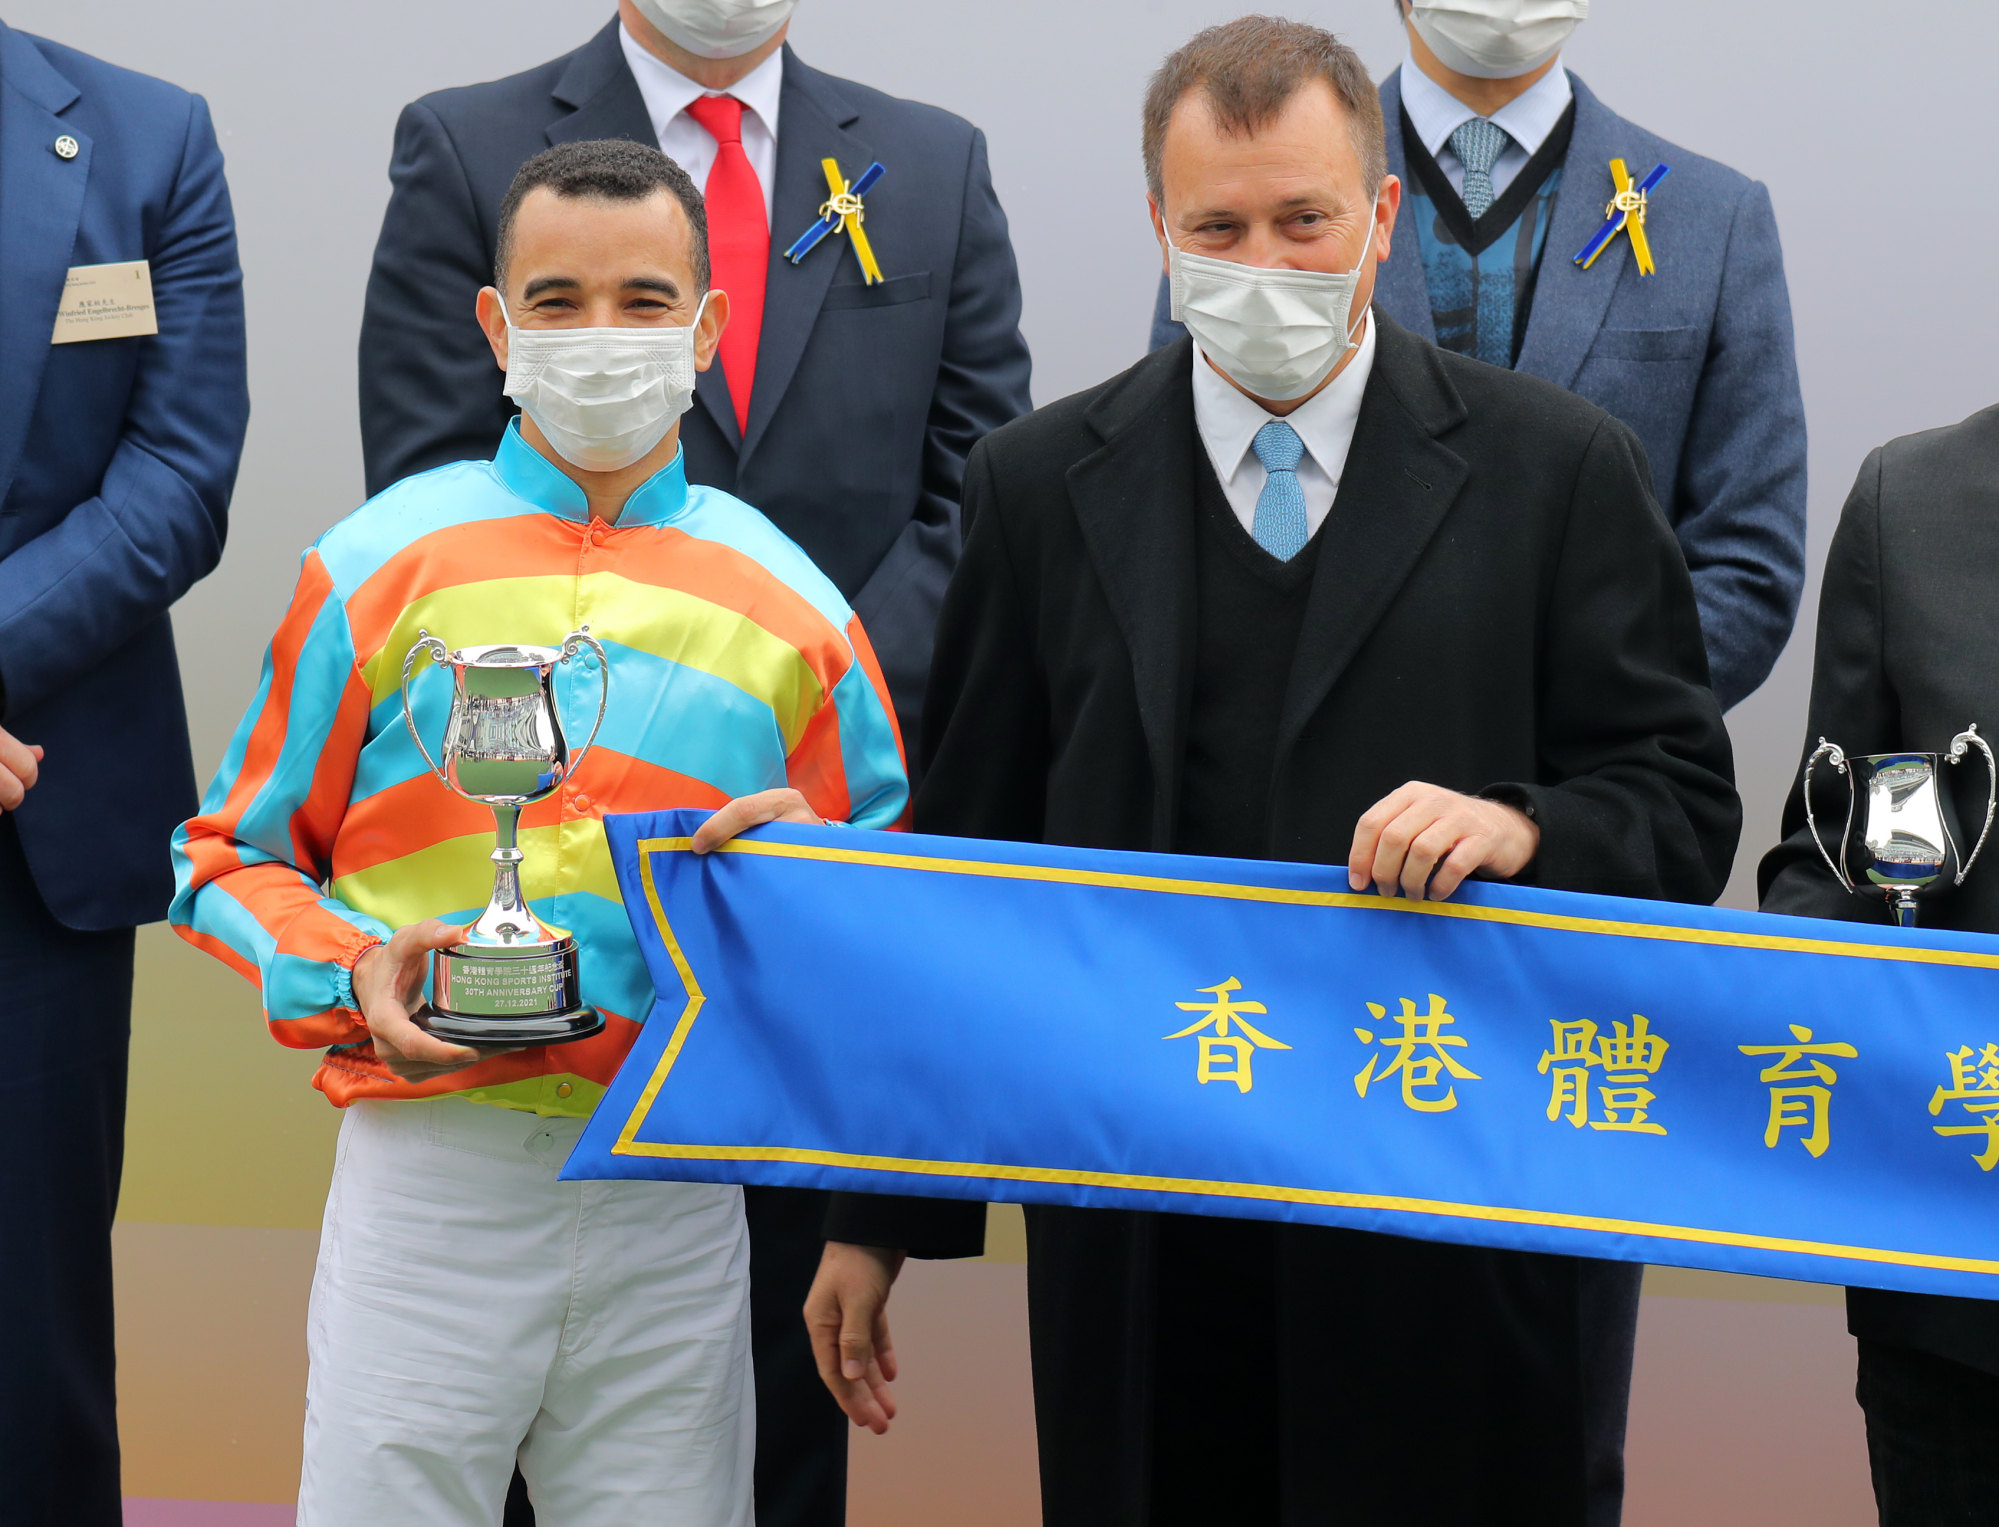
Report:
1804,726,1998,927
399,628,609,1045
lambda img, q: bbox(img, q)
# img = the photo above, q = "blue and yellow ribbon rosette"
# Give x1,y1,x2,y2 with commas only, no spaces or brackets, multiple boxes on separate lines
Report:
784,158,886,285
1574,158,1671,276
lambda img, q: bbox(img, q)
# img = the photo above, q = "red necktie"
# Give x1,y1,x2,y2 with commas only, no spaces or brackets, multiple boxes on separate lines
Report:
683,93,768,437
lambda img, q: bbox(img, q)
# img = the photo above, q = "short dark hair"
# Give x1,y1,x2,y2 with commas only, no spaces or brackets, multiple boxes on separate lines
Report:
1142,16,1387,204
494,139,709,293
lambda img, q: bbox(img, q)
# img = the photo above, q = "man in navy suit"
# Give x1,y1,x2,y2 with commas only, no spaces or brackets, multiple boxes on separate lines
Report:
1152,0,1807,715
357,5,1030,1522
0,20,247,1525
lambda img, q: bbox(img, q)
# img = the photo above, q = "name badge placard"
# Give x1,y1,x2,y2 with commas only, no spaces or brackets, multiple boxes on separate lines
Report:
52,260,157,344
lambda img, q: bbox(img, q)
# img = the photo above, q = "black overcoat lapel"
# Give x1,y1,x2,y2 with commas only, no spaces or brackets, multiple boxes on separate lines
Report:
1277,316,1469,755
1065,339,1201,849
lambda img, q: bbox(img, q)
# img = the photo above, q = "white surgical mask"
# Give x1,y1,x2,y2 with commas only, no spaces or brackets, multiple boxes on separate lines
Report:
500,293,711,473
632,0,795,60
1167,211,1378,403
1409,0,1586,80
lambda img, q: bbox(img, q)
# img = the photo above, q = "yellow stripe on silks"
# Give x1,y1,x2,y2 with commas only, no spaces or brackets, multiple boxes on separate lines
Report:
333,819,622,931
359,572,826,748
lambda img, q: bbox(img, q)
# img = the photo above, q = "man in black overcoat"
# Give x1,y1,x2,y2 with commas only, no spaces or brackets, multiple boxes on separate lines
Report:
1761,408,1999,1524
701,17,1736,1526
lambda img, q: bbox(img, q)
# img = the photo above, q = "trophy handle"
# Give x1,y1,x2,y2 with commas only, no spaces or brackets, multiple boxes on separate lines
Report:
1949,724,1998,885
559,625,611,783
399,631,454,790
1803,737,1857,895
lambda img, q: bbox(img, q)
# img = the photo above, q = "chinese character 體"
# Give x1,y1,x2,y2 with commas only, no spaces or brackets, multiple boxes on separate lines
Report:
1164,977,1291,1093
1537,1015,1669,1135
1738,1024,1858,1158
1354,994,1480,1113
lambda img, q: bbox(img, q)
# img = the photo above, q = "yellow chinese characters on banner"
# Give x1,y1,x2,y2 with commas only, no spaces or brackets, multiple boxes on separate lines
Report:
1164,978,1290,1093
1354,994,1480,1113
1537,1014,1670,1134
1739,1025,1859,1158
1930,1043,1999,1169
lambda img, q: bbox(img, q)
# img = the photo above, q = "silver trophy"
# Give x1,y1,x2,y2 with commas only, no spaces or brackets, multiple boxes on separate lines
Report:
399,628,610,1045
1803,726,1998,927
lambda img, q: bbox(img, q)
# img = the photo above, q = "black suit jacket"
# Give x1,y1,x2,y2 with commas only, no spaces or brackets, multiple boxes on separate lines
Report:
357,24,1032,741
1760,406,1999,1375
828,320,1738,1525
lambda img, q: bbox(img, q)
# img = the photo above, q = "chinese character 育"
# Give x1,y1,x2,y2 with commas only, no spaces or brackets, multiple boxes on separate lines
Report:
1738,1024,1858,1158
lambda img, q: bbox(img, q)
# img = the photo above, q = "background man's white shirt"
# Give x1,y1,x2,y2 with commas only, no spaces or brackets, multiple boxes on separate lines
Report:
1397,53,1572,202
1190,313,1377,541
620,25,781,224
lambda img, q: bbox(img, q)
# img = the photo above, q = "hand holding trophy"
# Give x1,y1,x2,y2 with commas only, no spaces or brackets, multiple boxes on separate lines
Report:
398,627,610,1044
1803,726,1998,927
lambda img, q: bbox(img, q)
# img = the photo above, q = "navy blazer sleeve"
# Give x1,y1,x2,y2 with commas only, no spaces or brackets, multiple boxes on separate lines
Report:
0,94,244,718
1672,180,1806,711
847,127,1033,733
358,101,510,498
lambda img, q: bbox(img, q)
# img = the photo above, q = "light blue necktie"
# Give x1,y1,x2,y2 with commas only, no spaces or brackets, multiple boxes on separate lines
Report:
1449,116,1510,219
1250,420,1308,561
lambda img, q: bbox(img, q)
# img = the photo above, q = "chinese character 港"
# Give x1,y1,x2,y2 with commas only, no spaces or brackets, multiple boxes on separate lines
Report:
1164,978,1291,1093
1354,994,1479,1113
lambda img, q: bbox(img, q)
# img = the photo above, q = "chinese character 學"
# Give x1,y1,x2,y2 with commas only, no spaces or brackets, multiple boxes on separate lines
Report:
1929,1043,1999,1170
1164,978,1291,1093
1354,994,1480,1113
1537,1015,1669,1135
1738,1024,1859,1158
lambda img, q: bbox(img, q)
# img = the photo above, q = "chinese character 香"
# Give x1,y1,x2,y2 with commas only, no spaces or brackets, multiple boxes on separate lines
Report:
1164,977,1291,1093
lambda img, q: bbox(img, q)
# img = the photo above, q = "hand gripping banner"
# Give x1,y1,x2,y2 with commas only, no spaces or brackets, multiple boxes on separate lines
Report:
564,811,1999,1298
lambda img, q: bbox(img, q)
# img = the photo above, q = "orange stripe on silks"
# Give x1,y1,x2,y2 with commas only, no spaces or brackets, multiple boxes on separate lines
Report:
330,753,731,880
342,516,852,687
785,697,854,827
291,663,376,874
176,831,254,890
200,551,340,852
310,1008,643,1107
276,1008,370,1051
215,861,358,955
172,922,261,985
340,515,582,656
844,613,912,831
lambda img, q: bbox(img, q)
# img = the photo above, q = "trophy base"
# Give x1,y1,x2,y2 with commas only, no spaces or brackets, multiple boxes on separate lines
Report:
417,936,604,1048
415,1002,604,1048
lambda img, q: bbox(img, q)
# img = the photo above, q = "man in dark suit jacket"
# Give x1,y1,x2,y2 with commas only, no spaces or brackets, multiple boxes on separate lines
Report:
796,20,1737,1527
1152,2,1808,715
0,20,247,1526
1761,412,1999,1526
356,7,1030,1523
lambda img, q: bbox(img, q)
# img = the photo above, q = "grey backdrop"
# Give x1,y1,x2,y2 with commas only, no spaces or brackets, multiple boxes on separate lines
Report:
14,0,1996,906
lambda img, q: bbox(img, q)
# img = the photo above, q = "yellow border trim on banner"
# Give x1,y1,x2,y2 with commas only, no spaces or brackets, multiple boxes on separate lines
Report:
609,835,1999,1279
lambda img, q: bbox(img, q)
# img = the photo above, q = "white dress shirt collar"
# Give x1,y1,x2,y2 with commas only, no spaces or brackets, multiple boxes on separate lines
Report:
619,27,785,145
1397,52,1572,163
1190,311,1378,542
618,27,783,225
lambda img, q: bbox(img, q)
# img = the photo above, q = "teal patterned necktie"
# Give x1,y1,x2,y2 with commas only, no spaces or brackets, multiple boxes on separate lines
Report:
1250,420,1307,561
1449,117,1510,219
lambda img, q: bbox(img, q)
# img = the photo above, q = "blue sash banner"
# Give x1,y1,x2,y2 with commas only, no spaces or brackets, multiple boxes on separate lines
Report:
564,810,1999,1298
